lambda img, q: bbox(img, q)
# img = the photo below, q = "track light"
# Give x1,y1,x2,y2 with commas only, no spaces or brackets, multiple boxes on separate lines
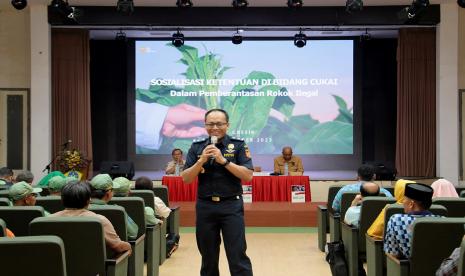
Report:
294,30,307,48
360,29,371,41
346,0,363,13
172,30,185,47
287,0,303,8
232,30,243,45
117,0,134,15
11,0,27,10
50,0,78,20
232,0,248,8
459,0,465,8
176,0,193,8
115,30,127,41
398,0,430,20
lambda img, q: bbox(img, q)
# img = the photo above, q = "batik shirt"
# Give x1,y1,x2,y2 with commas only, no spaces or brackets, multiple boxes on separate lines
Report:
384,211,438,258
331,182,393,213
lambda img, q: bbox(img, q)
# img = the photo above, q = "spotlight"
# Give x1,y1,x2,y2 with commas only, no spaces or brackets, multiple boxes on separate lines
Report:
232,30,243,45
361,29,371,41
117,0,134,14
11,0,27,10
232,0,248,8
115,30,127,41
294,30,307,48
51,0,79,22
400,0,430,19
176,0,193,8
172,30,184,47
459,0,465,8
287,0,303,8
346,0,363,13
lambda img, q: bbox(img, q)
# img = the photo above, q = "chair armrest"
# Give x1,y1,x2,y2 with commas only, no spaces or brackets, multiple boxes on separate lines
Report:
366,234,383,244
106,249,130,265
318,205,327,211
170,205,180,211
129,233,146,245
386,253,409,266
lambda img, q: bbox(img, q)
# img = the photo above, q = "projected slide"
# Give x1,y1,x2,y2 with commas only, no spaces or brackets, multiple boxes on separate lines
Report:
135,40,353,155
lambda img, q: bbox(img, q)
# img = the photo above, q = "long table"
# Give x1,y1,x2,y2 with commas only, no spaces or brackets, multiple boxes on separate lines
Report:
162,175,311,202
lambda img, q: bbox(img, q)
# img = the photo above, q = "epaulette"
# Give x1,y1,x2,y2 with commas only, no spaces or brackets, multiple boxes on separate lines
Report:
230,137,244,142
193,137,208,144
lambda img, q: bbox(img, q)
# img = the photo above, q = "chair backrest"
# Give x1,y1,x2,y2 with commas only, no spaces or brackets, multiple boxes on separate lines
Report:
35,196,64,214
0,218,6,237
0,190,9,199
384,204,448,235
130,190,155,209
110,197,146,237
0,198,9,206
456,187,465,197
358,197,396,250
460,190,465,198
383,186,394,196
30,217,106,276
432,198,465,217
0,206,45,236
340,192,359,219
153,186,170,206
89,205,128,242
327,185,344,213
409,217,465,275
0,235,67,276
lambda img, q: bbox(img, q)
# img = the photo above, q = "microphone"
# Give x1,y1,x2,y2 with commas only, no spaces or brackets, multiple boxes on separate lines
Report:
209,136,218,166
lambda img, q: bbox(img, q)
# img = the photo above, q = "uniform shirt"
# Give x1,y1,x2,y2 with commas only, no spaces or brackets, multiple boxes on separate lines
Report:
273,155,304,175
331,183,394,213
90,198,139,240
51,209,125,253
384,211,438,258
184,135,253,198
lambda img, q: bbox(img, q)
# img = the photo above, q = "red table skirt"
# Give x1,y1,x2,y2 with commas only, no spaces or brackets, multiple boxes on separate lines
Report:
162,175,311,202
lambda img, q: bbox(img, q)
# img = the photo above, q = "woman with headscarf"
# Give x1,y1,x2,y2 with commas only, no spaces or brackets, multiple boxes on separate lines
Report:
431,179,459,198
366,179,415,239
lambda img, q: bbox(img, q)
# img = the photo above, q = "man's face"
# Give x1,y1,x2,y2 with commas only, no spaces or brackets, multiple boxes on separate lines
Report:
205,111,229,139
282,149,293,161
24,193,37,206
172,150,182,161
402,196,414,213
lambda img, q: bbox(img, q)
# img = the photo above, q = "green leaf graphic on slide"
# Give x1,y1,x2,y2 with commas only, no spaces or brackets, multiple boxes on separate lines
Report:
333,94,353,124
295,121,353,154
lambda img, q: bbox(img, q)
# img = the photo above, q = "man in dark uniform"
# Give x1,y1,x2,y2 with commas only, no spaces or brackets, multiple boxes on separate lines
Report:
182,108,254,276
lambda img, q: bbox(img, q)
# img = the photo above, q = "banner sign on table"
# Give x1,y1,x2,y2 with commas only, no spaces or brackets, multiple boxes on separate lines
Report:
291,184,306,203
242,185,253,203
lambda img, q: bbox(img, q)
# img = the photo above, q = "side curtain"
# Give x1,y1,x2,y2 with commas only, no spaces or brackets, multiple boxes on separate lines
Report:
395,28,436,177
51,29,93,177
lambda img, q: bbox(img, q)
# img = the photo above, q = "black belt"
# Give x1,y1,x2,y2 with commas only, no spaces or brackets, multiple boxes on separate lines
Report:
199,195,241,202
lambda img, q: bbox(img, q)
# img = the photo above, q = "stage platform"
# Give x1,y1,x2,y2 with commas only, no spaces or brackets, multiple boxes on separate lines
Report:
174,201,323,227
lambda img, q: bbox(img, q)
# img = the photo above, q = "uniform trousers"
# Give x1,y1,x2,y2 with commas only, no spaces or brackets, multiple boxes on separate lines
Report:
196,197,253,276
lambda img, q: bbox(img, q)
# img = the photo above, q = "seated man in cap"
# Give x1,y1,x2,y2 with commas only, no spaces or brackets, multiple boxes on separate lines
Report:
51,181,132,255
344,182,381,228
112,176,162,226
15,170,34,185
273,146,304,176
9,181,50,216
384,183,438,258
89,174,139,240
47,176,67,196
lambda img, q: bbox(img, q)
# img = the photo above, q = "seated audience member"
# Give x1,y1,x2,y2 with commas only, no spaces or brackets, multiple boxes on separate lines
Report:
51,181,132,255
48,176,67,196
9,181,50,216
65,176,78,184
134,176,172,219
384,183,437,258
367,179,414,239
436,236,465,276
0,167,14,189
89,174,139,240
112,176,162,226
332,164,393,214
431,179,459,198
37,171,65,188
15,170,34,185
165,148,186,176
344,182,381,228
273,146,304,176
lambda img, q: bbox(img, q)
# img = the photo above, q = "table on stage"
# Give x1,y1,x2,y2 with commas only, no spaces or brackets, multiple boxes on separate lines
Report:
161,175,311,202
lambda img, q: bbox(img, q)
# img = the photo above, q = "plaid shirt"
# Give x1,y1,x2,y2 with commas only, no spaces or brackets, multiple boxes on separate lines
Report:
436,247,460,276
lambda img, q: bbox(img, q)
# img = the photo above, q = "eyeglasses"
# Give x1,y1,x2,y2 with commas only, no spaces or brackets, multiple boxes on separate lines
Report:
205,122,228,128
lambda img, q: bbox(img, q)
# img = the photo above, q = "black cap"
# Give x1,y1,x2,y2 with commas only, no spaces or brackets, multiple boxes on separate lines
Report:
404,183,433,204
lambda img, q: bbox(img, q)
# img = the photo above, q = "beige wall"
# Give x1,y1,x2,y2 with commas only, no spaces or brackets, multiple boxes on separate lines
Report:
0,6,30,88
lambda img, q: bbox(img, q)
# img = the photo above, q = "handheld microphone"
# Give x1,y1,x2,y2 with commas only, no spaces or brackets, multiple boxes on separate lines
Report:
209,136,218,166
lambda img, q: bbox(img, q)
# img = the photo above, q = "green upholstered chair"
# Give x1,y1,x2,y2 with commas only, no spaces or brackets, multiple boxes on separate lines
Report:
317,184,344,251
328,191,358,243
386,217,465,276
30,216,129,276
110,197,147,276
0,218,6,236
341,197,395,276
130,190,155,209
0,190,9,199
0,198,10,206
0,206,45,236
432,198,465,217
35,195,64,214
0,235,67,276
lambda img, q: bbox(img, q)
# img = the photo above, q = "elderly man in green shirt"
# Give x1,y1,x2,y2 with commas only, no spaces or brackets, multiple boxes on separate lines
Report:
9,181,51,216
89,174,139,240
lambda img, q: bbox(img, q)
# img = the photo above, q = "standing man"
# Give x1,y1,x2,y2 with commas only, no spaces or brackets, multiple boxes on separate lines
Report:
182,108,254,276
273,146,304,176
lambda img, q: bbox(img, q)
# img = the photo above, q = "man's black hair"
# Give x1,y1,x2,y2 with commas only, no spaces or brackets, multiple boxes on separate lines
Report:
134,176,153,190
0,167,13,178
61,181,91,209
172,148,183,155
357,164,376,182
204,108,229,122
